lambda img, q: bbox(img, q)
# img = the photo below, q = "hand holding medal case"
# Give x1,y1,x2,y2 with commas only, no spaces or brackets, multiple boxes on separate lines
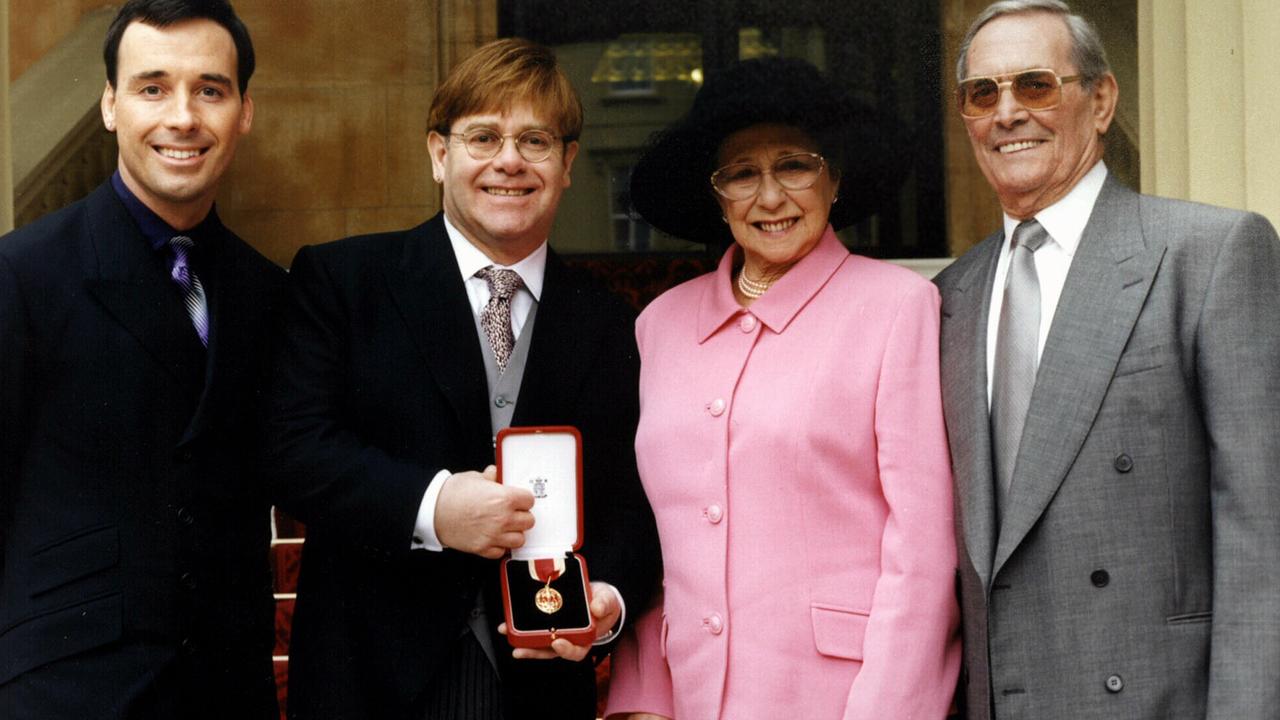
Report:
498,426,595,648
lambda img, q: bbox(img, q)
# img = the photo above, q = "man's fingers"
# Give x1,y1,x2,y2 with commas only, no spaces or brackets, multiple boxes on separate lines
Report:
436,469,540,558
507,509,535,532
550,638,589,662
511,638,589,662
506,487,536,511
496,531,526,549
588,582,620,618
512,647,558,660
591,590,615,616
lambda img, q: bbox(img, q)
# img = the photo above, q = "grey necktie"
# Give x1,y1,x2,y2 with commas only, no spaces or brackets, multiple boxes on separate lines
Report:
990,219,1049,515
474,266,523,373
168,235,209,347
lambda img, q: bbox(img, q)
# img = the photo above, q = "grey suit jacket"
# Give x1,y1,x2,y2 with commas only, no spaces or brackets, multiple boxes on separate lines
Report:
935,175,1280,720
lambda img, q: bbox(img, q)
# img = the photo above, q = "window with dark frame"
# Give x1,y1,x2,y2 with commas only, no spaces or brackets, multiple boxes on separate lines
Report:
501,0,948,259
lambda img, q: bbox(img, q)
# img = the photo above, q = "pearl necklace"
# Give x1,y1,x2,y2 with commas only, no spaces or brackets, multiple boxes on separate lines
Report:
736,269,773,299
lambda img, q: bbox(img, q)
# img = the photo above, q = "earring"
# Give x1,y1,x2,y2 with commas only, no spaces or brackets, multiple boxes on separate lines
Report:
721,215,729,224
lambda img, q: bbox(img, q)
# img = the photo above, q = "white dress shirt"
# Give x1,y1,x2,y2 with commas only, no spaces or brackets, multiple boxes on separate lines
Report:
986,161,1108,406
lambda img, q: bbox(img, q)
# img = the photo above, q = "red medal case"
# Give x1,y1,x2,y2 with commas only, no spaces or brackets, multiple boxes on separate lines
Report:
498,426,595,648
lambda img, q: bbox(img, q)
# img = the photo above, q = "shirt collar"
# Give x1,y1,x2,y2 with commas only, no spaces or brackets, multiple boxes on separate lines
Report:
697,225,849,342
443,212,546,301
1001,160,1108,256
110,170,221,252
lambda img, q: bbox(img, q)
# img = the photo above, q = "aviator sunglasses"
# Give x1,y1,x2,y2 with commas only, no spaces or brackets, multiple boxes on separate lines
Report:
956,68,1082,118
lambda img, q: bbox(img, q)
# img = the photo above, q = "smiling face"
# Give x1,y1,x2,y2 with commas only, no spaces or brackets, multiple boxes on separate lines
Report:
962,11,1116,218
715,124,838,277
101,18,253,230
428,104,578,265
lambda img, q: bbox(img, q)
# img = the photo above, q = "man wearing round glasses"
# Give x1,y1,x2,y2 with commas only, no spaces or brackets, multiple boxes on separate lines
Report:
431,118,576,264
268,38,659,720
935,2,1280,720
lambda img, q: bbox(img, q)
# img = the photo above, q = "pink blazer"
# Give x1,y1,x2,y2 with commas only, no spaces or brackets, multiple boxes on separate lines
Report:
606,228,960,719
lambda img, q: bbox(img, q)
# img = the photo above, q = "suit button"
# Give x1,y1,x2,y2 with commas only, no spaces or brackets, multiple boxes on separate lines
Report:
1091,570,1110,588
181,637,197,656
176,449,193,463
703,613,724,635
177,507,195,526
739,315,757,332
494,395,508,408
704,505,724,524
707,398,726,417
1105,674,1124,693
180,572,198,591
1113,454,1133,473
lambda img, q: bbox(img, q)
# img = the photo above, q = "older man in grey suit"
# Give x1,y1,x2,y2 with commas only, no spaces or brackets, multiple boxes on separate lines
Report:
934,1,1280,718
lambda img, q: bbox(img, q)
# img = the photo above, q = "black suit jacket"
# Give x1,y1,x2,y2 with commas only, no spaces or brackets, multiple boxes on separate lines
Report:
0,182,284,719
268,213,661,720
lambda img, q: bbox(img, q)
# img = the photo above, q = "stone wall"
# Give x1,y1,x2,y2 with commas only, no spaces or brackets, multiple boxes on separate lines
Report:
8,0,110,81
219,0,497,268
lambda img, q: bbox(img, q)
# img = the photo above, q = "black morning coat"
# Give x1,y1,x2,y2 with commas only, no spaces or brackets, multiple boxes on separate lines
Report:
0,181,284,718
267,213,661,720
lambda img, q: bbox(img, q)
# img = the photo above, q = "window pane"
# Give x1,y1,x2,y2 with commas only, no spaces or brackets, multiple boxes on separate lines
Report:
503,0,946,258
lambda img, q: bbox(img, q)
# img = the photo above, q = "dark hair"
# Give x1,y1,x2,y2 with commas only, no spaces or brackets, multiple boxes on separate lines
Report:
104,0,256,94
428,38,583,142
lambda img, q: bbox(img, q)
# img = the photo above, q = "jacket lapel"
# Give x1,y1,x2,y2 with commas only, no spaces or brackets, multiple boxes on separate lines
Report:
511,250,592,425
179,235,224,445
383,215,491,446
81,184,206,384
940,231,1002,589
178,231,258,446
993,178,1165,575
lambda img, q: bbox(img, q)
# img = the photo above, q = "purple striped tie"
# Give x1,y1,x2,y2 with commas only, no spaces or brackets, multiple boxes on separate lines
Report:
168,236,209,347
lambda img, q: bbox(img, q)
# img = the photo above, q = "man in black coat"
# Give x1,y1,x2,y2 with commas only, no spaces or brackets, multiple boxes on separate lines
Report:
267,38,661,720
0,1,282,717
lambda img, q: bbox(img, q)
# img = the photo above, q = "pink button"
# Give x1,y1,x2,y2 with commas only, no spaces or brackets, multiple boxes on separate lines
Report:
704,505,724,523
703,613,724,634
707,398,726,416
739,315,757,332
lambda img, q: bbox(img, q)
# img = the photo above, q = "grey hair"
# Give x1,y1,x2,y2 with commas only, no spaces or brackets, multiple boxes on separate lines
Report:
956,0,1110,89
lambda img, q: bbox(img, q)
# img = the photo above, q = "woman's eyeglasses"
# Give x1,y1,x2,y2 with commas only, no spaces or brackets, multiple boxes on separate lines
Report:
710,152,826,201
956,68,1082,118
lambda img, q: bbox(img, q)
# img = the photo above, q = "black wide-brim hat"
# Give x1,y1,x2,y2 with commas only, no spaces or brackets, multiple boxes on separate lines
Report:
630,56,907,247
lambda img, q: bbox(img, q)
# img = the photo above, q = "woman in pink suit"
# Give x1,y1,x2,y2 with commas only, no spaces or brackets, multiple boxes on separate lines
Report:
604,58,961,720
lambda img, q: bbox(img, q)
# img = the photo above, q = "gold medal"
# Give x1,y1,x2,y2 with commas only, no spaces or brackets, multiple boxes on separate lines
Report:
530,558,566,614
535,584,563,614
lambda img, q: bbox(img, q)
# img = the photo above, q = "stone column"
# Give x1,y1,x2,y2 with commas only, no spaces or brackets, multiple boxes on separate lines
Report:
2,0,14,234
1140,0,1280,225
436,0,498,76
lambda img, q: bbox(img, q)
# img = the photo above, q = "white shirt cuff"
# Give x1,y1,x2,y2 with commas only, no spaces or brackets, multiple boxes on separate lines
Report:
411,469,453,551
593,581,626,646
